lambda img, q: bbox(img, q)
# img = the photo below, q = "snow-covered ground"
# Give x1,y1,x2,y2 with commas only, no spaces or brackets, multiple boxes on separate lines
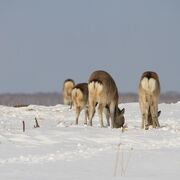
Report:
0,102,180,179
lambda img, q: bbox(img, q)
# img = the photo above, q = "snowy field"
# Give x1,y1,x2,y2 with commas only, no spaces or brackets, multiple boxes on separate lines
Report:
0,102,180,179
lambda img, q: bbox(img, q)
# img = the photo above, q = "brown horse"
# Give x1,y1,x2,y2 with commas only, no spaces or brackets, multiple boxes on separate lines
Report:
88,70,125,128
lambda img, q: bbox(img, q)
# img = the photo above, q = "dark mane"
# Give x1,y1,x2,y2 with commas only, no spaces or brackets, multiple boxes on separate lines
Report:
141,71,159,80
63,79,75,84
89,79,103,85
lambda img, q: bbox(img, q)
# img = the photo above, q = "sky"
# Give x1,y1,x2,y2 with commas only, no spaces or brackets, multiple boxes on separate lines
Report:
0,0,179,93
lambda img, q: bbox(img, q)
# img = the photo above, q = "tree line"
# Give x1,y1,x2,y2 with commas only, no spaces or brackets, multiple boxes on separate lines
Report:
0,91,180,106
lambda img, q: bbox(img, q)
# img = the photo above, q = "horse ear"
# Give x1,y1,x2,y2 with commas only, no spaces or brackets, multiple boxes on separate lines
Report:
121,108,125,114
158,110,161,117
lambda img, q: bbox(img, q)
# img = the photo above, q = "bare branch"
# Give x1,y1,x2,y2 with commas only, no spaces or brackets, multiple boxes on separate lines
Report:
22,121,25,132
34,117,40,128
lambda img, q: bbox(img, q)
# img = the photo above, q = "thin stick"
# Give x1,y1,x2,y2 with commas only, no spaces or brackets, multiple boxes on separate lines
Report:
22,121,25,132
120,147,124,176
123,148,133,176
114,143,121,176
34,117,40,128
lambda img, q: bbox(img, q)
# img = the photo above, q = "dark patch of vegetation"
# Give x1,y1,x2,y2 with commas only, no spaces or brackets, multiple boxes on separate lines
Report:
0,91,180,106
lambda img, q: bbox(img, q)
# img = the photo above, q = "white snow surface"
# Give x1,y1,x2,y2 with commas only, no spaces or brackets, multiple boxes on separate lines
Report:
0,102,180,179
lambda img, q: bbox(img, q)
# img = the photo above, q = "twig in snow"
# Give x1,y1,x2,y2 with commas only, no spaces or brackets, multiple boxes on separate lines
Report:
114,126,133,177
114,143,121,176
22,121,25,132
123,147,133,176
34,117,40,128
115,145,133,176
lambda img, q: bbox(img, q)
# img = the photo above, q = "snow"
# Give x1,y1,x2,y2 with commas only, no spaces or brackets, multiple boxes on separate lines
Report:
0,102,180,179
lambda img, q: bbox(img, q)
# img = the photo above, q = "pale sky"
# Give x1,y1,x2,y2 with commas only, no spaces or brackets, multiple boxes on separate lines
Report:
0,0,179,93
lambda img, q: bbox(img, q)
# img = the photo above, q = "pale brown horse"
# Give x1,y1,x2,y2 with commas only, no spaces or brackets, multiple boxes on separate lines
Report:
139,71,161,130
71,83,89,125
62,79,75,108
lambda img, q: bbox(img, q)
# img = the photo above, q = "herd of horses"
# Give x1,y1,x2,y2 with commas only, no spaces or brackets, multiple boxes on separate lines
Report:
62,70,161,130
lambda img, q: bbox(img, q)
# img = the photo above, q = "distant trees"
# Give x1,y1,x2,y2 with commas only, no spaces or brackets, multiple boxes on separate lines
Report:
0,92,61,106
0,91,180,106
